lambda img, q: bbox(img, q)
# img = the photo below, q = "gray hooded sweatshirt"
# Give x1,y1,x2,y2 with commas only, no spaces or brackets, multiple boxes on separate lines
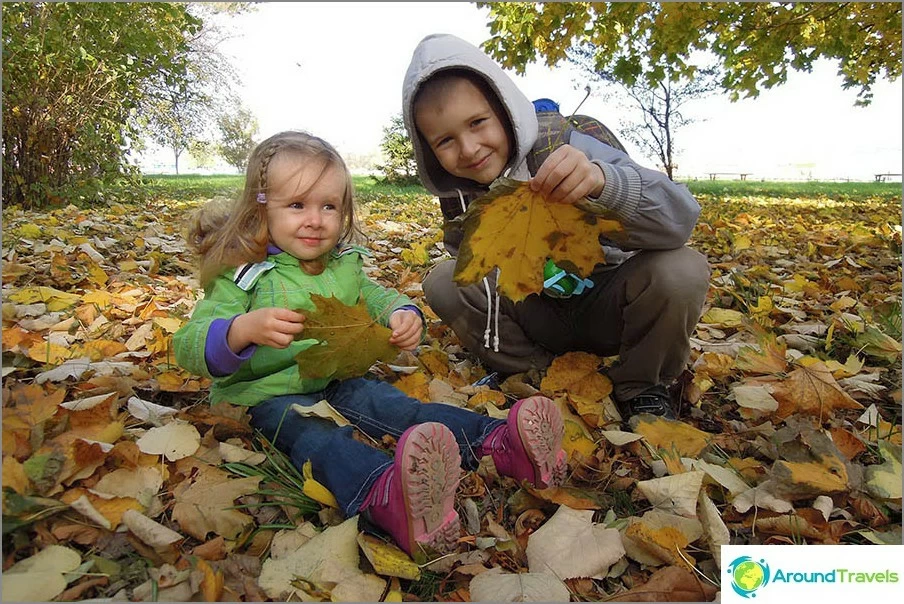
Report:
402,33,702,268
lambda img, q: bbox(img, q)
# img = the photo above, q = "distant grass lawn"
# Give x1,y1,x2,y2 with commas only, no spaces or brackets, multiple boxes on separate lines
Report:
142,173,902,205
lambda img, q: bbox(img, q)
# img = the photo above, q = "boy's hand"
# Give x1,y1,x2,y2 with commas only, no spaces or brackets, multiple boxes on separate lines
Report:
388,309,422,351
228,308,305,352
530,144,606,205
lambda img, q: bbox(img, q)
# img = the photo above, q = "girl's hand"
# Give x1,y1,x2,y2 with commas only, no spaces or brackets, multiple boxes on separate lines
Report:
530,144,606,205
388,309,422,351
228,308,306,352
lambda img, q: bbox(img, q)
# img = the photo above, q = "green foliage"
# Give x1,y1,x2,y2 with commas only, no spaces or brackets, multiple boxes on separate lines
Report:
1,2,201,208
479,2,902,105
684,179,903,202
376,114,420,185
217,99,259,171
142,174,245,203
139,3,247,175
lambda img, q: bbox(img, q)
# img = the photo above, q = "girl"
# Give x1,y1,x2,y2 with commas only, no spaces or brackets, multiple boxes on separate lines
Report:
174,130,567,559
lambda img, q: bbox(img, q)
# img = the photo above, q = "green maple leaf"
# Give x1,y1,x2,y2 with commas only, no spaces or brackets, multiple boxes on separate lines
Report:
294,294,399,380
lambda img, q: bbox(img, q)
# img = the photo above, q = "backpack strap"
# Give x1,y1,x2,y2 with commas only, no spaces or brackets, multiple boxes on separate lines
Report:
232,261,276,291
528,110,577,174
527,101,628,173
569,114,627,154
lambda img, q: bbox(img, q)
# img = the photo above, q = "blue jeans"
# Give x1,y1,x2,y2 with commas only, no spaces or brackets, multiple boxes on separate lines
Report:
248,377,504,517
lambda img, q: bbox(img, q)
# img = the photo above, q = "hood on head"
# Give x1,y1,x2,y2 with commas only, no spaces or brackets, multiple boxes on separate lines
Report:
402,33,538,196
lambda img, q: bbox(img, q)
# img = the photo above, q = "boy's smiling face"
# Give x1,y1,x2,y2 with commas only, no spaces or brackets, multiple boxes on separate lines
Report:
414,77,512,185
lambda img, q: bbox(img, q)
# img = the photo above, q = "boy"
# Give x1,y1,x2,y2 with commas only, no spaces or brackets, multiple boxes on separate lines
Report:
401,33,710,419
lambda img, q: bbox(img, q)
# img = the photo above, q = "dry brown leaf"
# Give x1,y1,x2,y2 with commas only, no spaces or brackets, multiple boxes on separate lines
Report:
614,565,719,602
172,465,261,540
770,361,864,420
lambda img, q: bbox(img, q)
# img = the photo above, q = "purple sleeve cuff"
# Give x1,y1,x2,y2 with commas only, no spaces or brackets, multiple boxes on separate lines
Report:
205,317,256,377
395,304,424,323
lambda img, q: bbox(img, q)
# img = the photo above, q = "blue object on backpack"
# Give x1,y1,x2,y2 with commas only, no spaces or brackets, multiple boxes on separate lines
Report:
542,259,594,298
532,98,560,113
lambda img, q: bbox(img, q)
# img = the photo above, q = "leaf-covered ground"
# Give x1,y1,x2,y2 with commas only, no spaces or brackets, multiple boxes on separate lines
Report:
2,183,901,602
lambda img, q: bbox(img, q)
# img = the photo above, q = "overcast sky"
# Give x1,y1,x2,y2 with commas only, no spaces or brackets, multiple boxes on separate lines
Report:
156,2,902,181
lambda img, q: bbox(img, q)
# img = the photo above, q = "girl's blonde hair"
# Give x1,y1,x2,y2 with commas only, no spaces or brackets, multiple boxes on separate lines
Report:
186,131,361,286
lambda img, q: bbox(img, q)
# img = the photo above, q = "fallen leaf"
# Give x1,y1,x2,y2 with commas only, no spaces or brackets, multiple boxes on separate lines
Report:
1,544,82,602
121,509,184,549
357,533,421,580
635,471,705,517
770,361,864,420
614,565,718,602
301,459,339,509
525,505,624,579
171,465,261,540
292,399,350,427
135,420,201,461
864,440,902,502
258,516,384,600
469,567,570,602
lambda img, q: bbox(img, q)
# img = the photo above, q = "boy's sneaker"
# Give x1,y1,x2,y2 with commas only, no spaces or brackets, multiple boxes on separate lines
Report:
479,395,567,488
616,384,676,420
362,422,461,558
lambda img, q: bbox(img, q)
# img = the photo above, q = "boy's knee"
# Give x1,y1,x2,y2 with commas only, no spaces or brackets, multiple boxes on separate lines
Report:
423,259,457,315
644,247,711,302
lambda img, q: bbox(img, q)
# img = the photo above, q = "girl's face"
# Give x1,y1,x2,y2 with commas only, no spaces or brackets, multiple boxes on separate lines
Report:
265,155,345,261
414,77,511,185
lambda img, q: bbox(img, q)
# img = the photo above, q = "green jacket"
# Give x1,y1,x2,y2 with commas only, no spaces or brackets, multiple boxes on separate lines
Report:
174,246,416,406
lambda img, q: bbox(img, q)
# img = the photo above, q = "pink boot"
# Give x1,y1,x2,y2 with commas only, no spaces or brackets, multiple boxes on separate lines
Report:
361,422,461,558
480,395,567,488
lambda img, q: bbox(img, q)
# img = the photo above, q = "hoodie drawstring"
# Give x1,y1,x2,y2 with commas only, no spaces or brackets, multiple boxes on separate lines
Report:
458,189,500,353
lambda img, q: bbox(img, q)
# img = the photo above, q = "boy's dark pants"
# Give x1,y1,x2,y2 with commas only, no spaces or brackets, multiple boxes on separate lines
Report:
424,246,711,401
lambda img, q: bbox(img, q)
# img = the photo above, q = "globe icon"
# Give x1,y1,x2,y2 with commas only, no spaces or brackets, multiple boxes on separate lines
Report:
734,560,765,592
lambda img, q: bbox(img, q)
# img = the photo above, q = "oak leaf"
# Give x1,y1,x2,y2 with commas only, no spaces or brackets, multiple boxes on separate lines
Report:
294,294,398,380
453,179,622,302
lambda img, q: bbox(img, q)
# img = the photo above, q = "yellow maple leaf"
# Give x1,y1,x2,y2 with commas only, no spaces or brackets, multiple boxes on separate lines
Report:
770,361,864,420
294,294,400,380
735,332,788,375
540,351,612,406
631,416,712,458
394,371,431,402
453,179,622,302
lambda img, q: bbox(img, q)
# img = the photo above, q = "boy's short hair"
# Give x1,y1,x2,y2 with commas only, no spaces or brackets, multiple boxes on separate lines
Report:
413,68,515,150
